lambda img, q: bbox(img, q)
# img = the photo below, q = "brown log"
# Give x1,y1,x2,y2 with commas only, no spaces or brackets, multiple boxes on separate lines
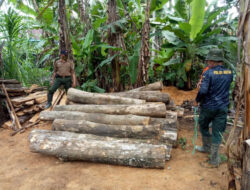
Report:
54,103,166,117
130,81,163,92
52,119,160,139
67,88,146,105
150,118,177,130
2,83,22,88
108,91,170,103
3,87,27,93
29,129,166,168
40,111,150,125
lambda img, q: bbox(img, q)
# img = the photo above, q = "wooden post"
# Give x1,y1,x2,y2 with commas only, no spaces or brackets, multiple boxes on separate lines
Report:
241,140,250,190
245,66,250,139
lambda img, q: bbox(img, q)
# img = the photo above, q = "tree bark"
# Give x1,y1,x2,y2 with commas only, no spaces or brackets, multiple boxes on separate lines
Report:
54,103,166,117
109,91,169,103
29,129,166,168
150,118,177,130
58,0,73,59
241,139,250,190
78,0,90,35
135,0,151,87
130,81,163,92
40,111,151,125
52,119,160,139
67,88,145,105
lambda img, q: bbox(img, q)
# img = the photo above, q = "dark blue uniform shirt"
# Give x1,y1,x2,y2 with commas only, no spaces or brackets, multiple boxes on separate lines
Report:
196,65,233,110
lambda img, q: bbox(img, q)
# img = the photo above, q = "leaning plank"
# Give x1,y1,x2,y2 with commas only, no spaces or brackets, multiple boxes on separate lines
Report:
129,81,163,92
241,139,250,189
40,111,150,125
67,88,145,105
109,91,170,103
52,119,160,139
54,103,166,117
29,129,166,168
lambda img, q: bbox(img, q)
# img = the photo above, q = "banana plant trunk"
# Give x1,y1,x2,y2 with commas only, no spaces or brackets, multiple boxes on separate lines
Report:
58,0,73,60
78,0,90,35
135,0,151,87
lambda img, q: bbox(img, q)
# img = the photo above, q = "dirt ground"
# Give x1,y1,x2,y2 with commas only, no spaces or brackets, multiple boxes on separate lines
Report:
0,119,231,190
0,87,233,190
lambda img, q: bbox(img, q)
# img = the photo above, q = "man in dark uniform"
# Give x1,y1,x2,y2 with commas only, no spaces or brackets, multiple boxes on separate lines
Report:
195,49,233,167
45,50,76,109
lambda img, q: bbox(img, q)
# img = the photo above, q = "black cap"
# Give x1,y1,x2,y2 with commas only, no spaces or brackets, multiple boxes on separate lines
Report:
60,50,68,55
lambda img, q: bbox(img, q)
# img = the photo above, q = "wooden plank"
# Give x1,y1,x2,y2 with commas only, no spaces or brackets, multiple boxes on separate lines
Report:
59,93,67,105
0,79,20,84
1,84,22,130
11,91,47,106
246,66,250,138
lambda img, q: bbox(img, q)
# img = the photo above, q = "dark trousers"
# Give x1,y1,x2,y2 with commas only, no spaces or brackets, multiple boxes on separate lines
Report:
47,77,72,104
198,107,228,144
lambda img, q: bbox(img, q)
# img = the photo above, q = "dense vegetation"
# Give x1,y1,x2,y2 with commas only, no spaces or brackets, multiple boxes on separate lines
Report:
0,0,238,91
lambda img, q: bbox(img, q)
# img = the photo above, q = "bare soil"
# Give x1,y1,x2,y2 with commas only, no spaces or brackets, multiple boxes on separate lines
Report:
0,118,230,190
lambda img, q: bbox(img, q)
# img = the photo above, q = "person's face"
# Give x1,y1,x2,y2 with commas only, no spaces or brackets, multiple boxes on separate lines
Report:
60,54,67,60
207,60,217,68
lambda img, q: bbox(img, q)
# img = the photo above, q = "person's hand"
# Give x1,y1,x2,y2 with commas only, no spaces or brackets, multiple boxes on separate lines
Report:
196,81,201,89
50,80,54,86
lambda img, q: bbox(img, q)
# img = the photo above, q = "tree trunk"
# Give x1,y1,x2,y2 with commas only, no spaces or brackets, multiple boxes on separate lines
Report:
78,0,90,35
40,111,151,125
54,103,166,117
150,118,177,130
135,0,151,87
58,0,73,59
29,129,166,168
130,81,163,92
52,119,160,139
241,140,250,190
107,0,128,91
109,91,170,103
67,88,146,105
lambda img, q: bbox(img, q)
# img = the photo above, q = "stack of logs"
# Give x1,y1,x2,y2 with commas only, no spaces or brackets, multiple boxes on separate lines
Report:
29,82,178,169
0,79,48,130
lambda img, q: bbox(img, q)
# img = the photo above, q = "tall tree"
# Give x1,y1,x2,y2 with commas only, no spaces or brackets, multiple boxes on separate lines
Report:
136,0,151,87
78,0,90,35
58,0,73,59
107,0,127,91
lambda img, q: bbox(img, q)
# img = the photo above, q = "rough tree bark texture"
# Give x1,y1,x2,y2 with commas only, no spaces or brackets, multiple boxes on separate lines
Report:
29,129,166,168
130,81,163,92
241,140,250,189
78,0,90,35
0,42,5,75
54,103,166,117
58,0,73,59
107,0,128,91
109,91,170,103
67,88,146,105
52,119,161,139
39,111,151,125
135,0,151,87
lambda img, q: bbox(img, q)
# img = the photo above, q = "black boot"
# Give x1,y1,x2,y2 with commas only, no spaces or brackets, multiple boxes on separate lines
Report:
45,93,53,109
196,136,211,153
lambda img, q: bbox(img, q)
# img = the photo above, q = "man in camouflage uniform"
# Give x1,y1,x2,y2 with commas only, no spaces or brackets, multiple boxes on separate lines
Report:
45,50,76,109
195,49,233,167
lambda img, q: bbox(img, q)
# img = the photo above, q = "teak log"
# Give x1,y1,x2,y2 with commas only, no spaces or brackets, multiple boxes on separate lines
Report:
67,88,146,105
29,129,166,168
129,81,163,92
150,118,177,130
40,111,151,125
54,103,166,117
108,91,170,103
52,119,161,139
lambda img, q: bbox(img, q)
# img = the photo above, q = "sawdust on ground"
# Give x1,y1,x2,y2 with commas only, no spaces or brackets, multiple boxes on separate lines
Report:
162,86,198,106
0,119,231,190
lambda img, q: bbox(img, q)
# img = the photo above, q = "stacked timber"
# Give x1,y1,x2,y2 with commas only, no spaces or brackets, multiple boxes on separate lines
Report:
0,79,65,133
30,81,178,169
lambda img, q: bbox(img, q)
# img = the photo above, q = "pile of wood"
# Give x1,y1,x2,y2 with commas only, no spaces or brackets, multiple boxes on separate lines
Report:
29,81,178,169
0,79,66,134
0,79,47,131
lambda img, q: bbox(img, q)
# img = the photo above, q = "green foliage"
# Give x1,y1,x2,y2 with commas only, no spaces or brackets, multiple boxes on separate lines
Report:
189,0,206,40
178,137,187,150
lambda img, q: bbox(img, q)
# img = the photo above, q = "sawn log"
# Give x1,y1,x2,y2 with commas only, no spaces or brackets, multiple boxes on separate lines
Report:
52,119,161,138
40,111,151,125
67,88,146,105
54,103,166,117
29,129,166,168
